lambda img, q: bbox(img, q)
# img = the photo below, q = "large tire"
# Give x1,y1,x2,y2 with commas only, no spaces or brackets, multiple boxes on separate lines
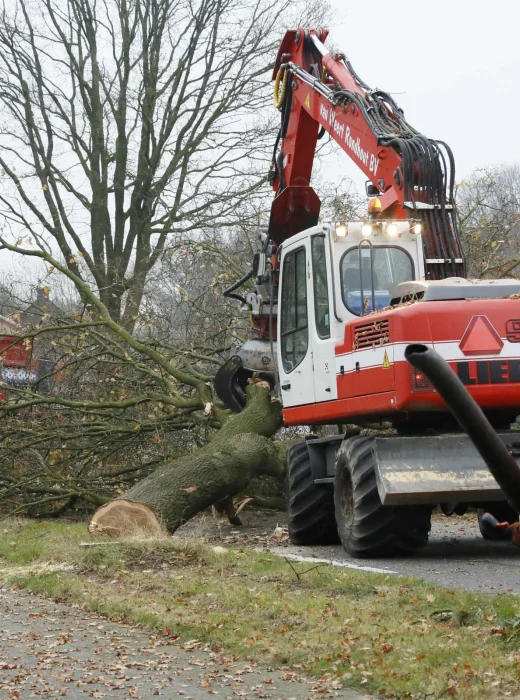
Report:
286,441,339,545
334,435,431,557
478,502,518,540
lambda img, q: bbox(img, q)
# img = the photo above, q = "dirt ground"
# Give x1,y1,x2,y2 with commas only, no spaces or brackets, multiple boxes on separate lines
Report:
174,504,467,549
175,505,290,548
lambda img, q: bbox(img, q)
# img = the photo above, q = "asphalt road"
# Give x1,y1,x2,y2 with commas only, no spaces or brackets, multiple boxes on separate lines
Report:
275,515,520,595
179,508,520,596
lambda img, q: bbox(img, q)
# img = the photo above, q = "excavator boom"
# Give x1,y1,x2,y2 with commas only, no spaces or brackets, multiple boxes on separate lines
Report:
269,28,464,279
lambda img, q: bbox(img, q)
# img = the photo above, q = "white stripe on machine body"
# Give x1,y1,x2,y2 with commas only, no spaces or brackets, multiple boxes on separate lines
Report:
335,339,520,376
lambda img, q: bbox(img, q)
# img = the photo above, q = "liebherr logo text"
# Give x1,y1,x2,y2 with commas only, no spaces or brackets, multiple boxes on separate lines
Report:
319,104,379,175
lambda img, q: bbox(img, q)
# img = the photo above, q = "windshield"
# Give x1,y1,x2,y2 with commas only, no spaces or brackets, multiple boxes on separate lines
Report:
341,246,414,315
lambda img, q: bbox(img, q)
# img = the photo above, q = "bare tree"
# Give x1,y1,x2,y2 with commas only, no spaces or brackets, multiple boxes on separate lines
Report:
456,165,520,278
317,177,365,223
0,0,324,328
0,0,345,531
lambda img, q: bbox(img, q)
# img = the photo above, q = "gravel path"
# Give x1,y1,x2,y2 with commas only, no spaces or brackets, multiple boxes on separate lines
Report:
0,585,369,700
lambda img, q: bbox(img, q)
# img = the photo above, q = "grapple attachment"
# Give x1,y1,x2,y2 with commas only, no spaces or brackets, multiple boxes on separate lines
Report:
213,355,248,413
213,339,276,413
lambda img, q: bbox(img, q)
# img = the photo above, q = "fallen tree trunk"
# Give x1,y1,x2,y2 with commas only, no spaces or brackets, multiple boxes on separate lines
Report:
89,383,286,536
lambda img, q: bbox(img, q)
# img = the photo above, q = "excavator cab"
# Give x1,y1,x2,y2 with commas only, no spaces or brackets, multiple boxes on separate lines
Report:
276,220,423,409
214,218,424,412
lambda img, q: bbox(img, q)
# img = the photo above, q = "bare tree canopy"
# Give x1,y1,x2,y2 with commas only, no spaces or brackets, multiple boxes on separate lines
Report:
456,165,520,278
0,0,330,525
0,0,324,326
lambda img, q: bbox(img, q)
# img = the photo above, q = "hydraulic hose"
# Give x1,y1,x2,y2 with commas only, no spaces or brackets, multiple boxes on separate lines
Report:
405,344,520,512
223,267,254,305
273,69,288,109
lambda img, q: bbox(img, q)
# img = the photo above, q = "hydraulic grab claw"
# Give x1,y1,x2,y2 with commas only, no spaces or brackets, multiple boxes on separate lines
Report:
213,355,247,413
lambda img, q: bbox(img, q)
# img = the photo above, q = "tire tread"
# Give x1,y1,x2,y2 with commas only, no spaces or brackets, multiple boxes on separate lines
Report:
287,442,339,545
335,435,431,557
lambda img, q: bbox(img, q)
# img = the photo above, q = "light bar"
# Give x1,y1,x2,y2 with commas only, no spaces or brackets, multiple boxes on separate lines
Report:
335,222,348,237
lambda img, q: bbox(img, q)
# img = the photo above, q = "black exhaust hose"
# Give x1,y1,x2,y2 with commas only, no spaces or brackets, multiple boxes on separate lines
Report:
405,344,520,512
222,267,253,305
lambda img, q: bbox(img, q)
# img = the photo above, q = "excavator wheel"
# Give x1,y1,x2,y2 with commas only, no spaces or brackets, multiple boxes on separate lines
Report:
334,435,432,558
477,502,518,541
286,441,339,545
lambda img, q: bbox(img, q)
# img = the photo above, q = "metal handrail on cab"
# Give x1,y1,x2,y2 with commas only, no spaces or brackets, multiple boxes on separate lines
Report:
358,238,375,316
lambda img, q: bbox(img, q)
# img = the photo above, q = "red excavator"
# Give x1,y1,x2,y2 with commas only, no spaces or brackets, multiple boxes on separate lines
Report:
215,27,520,556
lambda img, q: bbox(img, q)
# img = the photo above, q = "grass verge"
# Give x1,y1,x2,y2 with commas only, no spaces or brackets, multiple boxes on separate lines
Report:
0,518,519,699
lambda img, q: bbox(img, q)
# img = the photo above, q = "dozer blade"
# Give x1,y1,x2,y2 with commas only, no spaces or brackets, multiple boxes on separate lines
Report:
373,433,520,506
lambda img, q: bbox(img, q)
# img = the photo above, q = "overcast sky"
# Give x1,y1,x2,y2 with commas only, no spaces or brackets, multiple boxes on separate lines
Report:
326,0,520,189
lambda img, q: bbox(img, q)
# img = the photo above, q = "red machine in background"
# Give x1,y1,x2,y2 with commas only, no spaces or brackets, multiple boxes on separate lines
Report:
0,335,53,400
215,28,520,557
0,335,34,401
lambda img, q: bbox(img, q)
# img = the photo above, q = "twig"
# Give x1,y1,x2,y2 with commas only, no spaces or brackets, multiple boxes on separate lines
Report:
79,542,122,547
283,556,328,581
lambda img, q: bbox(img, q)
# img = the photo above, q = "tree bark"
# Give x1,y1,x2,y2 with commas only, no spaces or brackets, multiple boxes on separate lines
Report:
89,383,285,536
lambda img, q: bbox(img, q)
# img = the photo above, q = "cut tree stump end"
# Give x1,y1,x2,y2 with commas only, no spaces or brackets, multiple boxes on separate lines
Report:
89,499,163,537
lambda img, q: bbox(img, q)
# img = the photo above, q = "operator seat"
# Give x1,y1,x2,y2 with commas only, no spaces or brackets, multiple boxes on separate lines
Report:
343,263,379,293
361,258,379,289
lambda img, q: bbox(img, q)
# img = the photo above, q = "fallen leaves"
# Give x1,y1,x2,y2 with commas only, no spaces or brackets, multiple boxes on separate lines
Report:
0,589,345,700
4,513,520,700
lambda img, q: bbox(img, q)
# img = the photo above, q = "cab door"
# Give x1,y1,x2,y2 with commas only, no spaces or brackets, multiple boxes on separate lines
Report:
278,240,315,407
309,233,338,402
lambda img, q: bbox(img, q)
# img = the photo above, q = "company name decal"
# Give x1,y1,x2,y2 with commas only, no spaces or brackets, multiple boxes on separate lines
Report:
457,359,520,385
319,103,379,175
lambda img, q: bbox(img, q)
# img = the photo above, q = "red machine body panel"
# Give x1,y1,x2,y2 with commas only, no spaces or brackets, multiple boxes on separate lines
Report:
282,299,520,425
0,335,31,368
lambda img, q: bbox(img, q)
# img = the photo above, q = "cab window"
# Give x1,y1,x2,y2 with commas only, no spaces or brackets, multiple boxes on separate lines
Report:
341,246,414,315
280,247,308,372
311,235,330,339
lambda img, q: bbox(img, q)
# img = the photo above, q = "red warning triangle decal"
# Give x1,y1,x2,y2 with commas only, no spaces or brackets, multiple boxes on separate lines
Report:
459,316,504,356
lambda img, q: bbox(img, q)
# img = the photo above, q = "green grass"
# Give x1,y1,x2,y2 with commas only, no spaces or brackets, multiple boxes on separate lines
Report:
1,518,520,698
